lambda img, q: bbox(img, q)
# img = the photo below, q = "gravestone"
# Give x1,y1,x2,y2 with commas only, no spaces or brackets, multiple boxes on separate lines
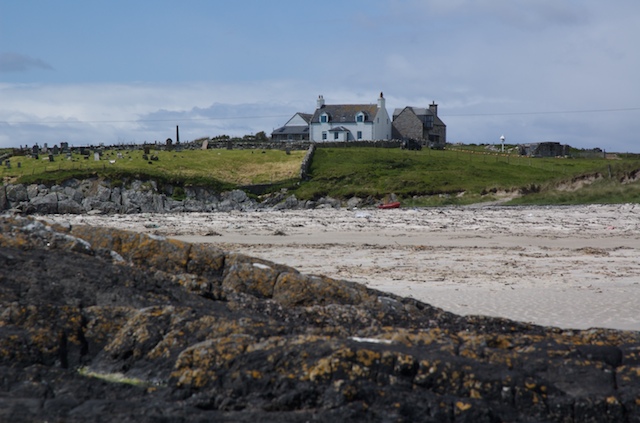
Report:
17,162,21,168
5,160,10,169
48,154,54,162
52,145,60,155
201,140,209,150
144,146,151,155
94,152,100,161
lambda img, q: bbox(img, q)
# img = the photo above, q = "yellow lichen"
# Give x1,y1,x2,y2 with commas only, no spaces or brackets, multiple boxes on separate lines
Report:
456,401,472,411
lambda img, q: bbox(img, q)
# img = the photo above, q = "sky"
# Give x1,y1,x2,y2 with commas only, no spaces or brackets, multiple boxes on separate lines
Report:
1,0,639,152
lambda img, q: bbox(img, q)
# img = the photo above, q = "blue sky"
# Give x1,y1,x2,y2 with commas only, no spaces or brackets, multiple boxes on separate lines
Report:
1,0,639,151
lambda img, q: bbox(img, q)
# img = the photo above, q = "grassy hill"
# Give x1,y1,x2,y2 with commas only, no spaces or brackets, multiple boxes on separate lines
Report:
294,147,640,205
2,145,640,206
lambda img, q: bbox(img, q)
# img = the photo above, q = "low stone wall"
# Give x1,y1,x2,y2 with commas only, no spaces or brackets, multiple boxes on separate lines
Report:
299,144,315,180
314,140,403,149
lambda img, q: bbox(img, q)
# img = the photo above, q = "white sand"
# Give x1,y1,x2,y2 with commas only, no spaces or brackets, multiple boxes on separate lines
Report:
46,204,640,331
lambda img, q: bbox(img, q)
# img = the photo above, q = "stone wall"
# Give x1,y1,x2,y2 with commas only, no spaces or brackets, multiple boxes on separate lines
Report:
299,144,315,180
314,140,403,149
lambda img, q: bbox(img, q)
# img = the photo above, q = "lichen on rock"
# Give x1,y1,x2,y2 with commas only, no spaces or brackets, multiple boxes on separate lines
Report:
1,214,640,422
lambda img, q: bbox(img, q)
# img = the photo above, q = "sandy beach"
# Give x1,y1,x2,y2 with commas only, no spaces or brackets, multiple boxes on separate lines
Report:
45,204,640,331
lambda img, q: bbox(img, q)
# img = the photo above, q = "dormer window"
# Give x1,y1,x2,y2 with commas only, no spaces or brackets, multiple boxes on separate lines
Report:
320,113,329,123
356,112,366,123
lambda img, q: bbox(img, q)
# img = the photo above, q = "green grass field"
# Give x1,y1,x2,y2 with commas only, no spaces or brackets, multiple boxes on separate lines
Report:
291,147,640,205
2,145,640,206
1,148,305,188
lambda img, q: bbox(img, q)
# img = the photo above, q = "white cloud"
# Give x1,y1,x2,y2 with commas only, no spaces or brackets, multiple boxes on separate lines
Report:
0,81,321,147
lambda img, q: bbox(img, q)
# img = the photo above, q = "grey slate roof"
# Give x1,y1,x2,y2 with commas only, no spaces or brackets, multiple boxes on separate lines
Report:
393,107,431,119
311,104,378,124
297,113,313,124
393,106,446,127
271,126,309,135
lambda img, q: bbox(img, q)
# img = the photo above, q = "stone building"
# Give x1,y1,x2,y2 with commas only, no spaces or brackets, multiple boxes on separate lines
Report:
392,102,446,149
519,142,569,157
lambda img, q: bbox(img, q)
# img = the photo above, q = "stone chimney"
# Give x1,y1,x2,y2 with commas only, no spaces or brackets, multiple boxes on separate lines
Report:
429,101,438,116
377,92,385,109
317,95,325,109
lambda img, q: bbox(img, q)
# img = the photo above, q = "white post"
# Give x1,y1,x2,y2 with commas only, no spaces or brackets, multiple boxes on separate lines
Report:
500,135,505,153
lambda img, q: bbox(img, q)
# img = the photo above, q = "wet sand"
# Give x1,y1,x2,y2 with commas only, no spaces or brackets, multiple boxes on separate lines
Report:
46,204,640,331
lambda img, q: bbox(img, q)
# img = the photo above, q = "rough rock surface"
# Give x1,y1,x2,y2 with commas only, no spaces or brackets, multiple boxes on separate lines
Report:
0,178,350,214
1,215,640,422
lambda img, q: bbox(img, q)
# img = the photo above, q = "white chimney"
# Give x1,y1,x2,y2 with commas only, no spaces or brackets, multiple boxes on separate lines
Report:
377,92,385,109
317,95,325,109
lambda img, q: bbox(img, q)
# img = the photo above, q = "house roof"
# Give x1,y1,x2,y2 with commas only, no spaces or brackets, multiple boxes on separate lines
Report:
297,113,313,124
393,106,446,127
311,104,378,124
393,107,431,119
328,126,350,132
271,126,309,136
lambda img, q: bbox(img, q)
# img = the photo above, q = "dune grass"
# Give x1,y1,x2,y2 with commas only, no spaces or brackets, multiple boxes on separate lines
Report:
507,175,640,205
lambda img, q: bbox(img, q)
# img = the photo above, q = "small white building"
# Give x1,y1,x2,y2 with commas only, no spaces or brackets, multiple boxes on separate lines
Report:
309,93,392,142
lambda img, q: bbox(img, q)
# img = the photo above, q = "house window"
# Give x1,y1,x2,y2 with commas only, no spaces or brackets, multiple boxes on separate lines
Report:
320,114,328,123
356,113,365,122
424,115,434,129
357,131,362,139
334,132,339,140
322,132,327,140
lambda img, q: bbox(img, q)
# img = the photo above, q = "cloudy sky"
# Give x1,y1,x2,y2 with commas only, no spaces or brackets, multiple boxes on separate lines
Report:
1,0,639,152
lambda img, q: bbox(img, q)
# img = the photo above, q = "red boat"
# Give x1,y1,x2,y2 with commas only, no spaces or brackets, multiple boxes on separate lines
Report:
377,201,401,209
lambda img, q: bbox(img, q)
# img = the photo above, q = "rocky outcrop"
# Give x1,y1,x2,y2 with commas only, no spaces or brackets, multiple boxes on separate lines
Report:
0,179,261,214
0,178,349,214
1,214,640,422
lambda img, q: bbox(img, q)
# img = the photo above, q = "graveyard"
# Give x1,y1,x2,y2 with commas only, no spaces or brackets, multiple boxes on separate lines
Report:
1,143,306,187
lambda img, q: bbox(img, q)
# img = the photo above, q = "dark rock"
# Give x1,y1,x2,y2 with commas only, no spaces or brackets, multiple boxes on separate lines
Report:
27,184,41,200
0,185,7,211
273,194,299,210
30,192,58,214
57,198,84,214
1,215,640,422
5,184,29,203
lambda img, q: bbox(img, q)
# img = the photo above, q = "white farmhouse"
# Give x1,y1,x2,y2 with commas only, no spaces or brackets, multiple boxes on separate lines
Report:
309,93,392,142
